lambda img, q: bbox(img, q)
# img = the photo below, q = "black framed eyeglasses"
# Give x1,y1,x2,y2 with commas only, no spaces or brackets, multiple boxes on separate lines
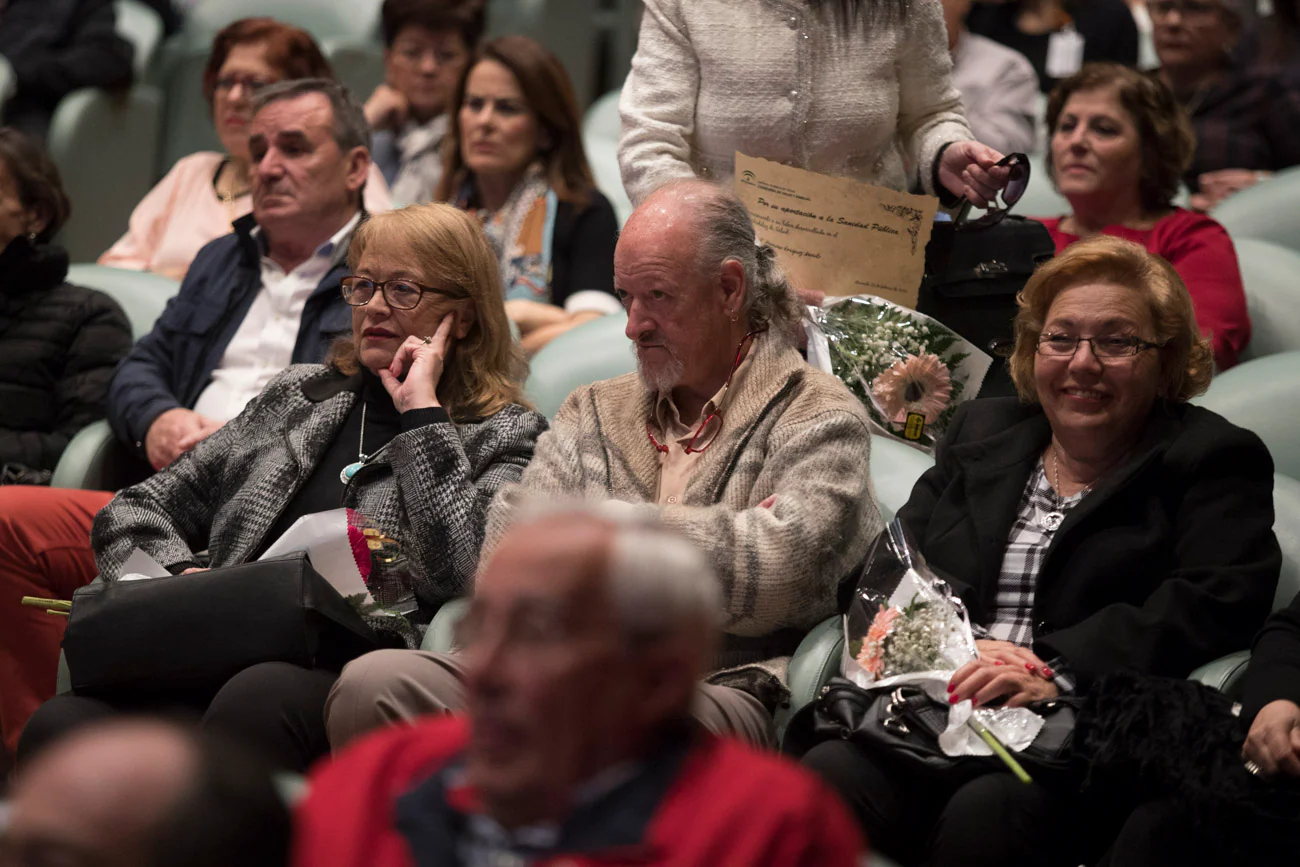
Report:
214,75,274,96
955,152,1031,232
1036,333,1167,359
340,276,465,310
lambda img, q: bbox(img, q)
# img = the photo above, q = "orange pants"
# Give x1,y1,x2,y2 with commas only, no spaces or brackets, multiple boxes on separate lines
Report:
0,486,112,755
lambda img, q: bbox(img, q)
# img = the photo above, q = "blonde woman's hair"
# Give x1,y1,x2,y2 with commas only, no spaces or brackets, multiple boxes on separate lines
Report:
330,203,529,420
1008,236,1214,404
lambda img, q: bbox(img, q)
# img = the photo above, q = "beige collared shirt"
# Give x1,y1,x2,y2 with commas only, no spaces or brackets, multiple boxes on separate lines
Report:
649,349,754,505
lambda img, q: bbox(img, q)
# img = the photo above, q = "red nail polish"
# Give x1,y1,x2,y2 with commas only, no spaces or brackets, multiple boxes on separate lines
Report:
1026,664,1037,672
949,693,960,704
994,660,1005,666
947,683,955,693
1043,667,1055,678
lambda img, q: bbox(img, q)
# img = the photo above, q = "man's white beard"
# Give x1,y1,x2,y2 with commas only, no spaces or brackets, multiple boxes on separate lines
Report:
636,345,685,392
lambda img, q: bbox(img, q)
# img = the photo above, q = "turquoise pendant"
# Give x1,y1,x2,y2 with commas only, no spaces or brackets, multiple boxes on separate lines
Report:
340,461,364,484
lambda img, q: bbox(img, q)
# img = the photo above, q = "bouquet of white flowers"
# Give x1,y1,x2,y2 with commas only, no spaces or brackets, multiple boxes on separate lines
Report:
846,519,1045,779
805,295,991,453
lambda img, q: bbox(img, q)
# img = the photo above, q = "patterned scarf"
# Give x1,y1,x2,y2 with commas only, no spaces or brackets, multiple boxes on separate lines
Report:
459,164,555,302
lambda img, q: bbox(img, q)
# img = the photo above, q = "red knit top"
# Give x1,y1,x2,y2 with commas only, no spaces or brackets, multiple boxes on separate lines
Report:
1036,208,1250,370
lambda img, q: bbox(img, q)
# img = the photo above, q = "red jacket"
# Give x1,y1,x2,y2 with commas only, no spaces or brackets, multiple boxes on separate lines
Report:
294,716,865,867
1036,209,1250,371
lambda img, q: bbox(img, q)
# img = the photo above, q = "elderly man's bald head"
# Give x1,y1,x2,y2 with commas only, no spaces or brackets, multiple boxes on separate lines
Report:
620,178,724,248
4,719,290,867
614,180,799,402
461,507,720,829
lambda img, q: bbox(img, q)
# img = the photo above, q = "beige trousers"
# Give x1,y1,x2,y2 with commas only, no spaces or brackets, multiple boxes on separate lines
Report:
325,649,776,751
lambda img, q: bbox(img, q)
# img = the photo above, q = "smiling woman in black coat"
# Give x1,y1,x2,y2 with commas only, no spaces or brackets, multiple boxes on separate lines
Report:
802,235,1281,867
0,128,131,482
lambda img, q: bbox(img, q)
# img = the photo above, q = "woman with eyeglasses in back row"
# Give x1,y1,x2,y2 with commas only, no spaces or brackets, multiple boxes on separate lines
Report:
99,18,393,281
800,236,1281,867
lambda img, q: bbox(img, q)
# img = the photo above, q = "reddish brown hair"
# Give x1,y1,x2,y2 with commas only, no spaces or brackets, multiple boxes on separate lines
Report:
436,35,596,207
202,18,334,107
1045,63,1194,213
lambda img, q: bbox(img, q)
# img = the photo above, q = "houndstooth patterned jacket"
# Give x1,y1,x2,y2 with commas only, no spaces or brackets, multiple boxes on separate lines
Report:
92,365,547,645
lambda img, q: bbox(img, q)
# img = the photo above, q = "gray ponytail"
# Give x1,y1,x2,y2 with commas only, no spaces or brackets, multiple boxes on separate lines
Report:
668,180,801,340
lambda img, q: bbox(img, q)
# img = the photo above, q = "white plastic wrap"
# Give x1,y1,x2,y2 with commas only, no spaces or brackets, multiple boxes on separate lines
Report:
805,295,991,453
844,519,1044,757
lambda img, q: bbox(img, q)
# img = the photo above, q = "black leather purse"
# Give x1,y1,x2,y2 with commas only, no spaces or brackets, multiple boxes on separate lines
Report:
63,552,396,701
784,678,1083,786
916,154,1057,398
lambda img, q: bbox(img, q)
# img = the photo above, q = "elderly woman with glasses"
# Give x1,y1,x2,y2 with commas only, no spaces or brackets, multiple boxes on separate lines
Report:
801,235,1281,867
19,204,547,774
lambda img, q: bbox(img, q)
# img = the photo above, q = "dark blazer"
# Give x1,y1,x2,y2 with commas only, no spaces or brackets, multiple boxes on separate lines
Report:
896,397,1281,691
0,0,134,139
0,238,131,474
967,0,1139,94
549,192,619,307
1243,592,1300,720
106,213,354,459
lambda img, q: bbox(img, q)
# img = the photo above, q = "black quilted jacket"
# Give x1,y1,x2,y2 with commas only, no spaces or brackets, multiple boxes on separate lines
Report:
0,237,132,476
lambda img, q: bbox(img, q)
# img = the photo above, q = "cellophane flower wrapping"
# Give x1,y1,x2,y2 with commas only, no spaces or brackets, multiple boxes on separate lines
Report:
845,518,1045,756
805,296,991,453
344,509,418,644
845,518,978,688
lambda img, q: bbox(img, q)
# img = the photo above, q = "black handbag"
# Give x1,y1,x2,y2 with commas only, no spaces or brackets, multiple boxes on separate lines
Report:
63,552,395,701
917,215,1056,398
784,677,1083,786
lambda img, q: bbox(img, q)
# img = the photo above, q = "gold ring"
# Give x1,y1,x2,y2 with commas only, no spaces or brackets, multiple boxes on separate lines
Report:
1244,759,1263,777
421,336,432,344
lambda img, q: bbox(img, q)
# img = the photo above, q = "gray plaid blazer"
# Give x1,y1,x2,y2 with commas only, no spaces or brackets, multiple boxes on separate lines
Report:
91,365,547,643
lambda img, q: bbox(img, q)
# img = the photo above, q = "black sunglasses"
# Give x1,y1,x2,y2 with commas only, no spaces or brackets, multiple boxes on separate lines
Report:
954,152,1030,232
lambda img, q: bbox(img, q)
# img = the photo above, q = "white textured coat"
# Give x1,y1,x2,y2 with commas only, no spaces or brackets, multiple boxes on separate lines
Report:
619,0,974,204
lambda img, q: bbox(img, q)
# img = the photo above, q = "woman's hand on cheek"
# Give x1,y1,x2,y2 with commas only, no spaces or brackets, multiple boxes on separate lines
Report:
379,314,454,412
948,658,1059,709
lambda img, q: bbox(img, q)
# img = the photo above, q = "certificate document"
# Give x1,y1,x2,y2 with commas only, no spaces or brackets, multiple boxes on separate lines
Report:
734,152,938,309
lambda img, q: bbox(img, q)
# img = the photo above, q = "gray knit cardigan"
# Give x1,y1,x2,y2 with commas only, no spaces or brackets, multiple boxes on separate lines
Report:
487,334,883,706
92,364,548,645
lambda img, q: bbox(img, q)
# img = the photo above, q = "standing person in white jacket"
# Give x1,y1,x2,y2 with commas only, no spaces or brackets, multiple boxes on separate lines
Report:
619,0,1015,208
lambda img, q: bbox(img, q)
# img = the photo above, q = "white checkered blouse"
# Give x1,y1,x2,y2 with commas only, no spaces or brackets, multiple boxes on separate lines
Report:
982,458,1088,692
987,458,1089,645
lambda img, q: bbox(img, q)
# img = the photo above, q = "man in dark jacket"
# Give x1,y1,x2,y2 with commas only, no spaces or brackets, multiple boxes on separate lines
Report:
0,0,135,140
108,77,373,470
0,78,373,766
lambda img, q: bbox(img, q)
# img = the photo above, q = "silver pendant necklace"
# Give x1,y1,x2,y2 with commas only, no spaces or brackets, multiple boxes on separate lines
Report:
339,402,369,484
1040,446,1092,532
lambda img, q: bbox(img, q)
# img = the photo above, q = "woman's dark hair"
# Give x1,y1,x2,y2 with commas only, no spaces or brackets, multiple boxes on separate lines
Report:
1045,63,1194,213
437,35,597,207
201,17,334,107
0,129,71,243
381,0,487,50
